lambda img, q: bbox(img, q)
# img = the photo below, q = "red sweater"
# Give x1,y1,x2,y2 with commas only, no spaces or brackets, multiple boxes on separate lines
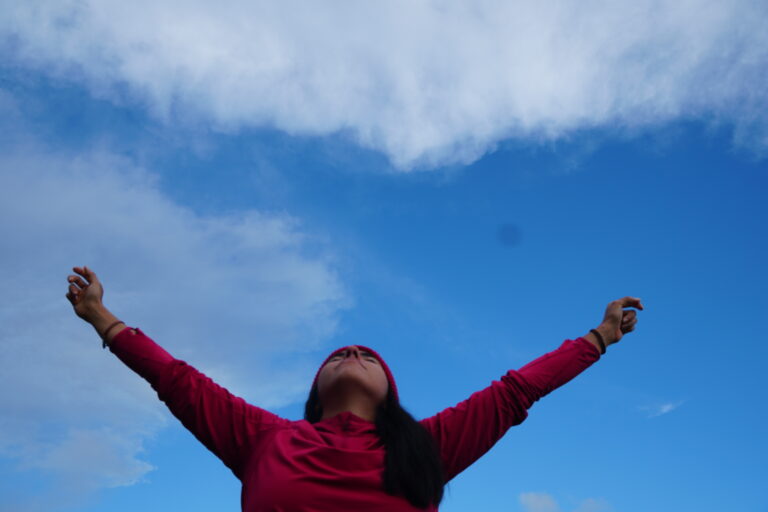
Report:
110,327,600,511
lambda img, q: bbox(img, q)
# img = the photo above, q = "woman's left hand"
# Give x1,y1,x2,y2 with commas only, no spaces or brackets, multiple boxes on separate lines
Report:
597,296,644,346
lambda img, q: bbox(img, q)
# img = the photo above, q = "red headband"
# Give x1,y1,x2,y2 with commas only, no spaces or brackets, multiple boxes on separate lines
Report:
312,345,399,401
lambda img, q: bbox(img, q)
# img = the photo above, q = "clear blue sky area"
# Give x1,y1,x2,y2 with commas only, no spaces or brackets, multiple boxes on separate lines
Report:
1,5,767,511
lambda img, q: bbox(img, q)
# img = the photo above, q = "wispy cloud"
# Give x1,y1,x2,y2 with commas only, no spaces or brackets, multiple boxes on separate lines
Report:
520,492,561,512
573,497,612,512
639,400,684,418
520,492,612,512
2,0,766,169
0,137,349,507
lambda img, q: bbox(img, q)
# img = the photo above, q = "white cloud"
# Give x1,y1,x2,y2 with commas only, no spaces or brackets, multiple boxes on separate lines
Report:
1,0,766,169
0,142,349,507
573,497,612,512
519,493,613,512
520,492,561,512
24,428,155,489
639,400,684,418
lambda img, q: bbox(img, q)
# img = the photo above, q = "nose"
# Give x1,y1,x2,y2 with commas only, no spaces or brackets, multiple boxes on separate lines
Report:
342,346,361,360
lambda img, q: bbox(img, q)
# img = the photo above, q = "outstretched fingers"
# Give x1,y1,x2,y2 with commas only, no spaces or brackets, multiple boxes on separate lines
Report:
68,275,88,289
72,266,96,283
67,266,100,307
66,283,80,304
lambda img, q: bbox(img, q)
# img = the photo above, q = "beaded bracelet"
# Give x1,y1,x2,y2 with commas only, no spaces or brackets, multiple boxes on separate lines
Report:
101,320,125,349
590,328,607,355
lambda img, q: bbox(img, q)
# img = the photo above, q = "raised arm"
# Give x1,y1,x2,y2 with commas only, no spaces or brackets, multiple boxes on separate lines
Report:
420,297,643,482
66,266,290,479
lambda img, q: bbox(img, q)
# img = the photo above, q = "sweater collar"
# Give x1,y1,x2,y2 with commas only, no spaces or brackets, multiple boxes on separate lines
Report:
315,411,377,435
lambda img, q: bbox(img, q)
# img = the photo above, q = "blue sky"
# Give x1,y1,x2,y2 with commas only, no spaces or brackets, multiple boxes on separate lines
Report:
1,2,767,512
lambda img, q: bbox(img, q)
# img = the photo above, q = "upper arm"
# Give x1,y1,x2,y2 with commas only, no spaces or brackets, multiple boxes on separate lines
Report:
419,337,601,481
156,360,289,479
419,370,536,482
110,327,290,479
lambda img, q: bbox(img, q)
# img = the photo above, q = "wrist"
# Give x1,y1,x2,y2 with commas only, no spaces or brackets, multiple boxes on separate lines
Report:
85,305,118,332
596,323,619,345
100,320,126,348
583,324,617,355
584,328,606,355
82,303,109,324
87,306,125,348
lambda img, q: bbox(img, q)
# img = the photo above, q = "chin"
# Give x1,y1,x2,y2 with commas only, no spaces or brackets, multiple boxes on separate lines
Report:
323,374,382,399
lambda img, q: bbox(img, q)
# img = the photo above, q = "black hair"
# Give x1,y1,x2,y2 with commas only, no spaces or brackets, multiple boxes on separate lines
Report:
304,386,445,509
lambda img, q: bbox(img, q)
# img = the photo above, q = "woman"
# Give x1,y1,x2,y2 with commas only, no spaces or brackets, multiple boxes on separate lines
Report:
66,265,642,511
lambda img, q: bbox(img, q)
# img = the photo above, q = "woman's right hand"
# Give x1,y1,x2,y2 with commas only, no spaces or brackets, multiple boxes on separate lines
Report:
66,266,105,322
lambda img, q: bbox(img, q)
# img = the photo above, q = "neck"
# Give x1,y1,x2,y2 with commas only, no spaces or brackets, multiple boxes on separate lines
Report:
321,395,378,422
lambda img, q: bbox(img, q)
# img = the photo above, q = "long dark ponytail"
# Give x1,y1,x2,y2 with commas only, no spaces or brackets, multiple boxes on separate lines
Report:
304,387,444,509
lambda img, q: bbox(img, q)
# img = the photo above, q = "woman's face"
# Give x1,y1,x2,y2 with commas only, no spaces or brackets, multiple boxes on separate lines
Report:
316,346,389,407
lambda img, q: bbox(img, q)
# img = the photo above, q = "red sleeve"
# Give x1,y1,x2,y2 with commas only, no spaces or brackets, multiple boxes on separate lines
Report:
109,327,290,480
419,337,600,482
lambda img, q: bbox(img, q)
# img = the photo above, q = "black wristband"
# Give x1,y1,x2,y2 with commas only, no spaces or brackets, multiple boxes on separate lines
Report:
590,328,607,355
101,320,124,349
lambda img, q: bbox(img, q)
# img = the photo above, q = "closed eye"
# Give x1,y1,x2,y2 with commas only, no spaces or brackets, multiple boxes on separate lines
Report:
328,350,378,363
